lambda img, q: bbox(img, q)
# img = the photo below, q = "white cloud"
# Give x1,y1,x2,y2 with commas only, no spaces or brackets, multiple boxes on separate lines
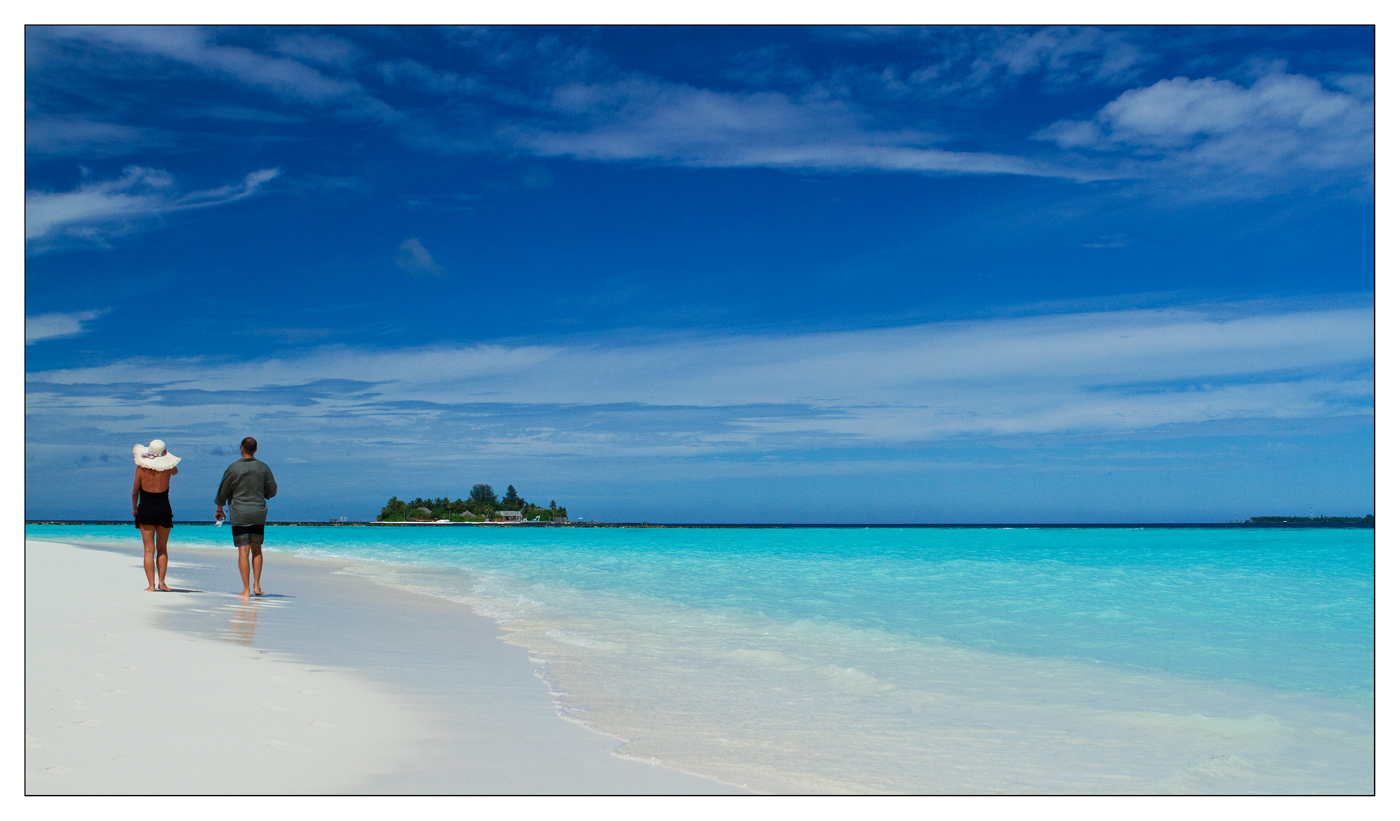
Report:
378,58,481,96
271,32,366,70
514,78,1105,180
864,26,1145,100
339,38,1110,179
43,26,397,121
25,166,280,249
1034,72,1374,193
980,26,1145,87
25,310,107,344
396,237,445,276
26,303,1373,454
25,115,177,158
24,28,1372,200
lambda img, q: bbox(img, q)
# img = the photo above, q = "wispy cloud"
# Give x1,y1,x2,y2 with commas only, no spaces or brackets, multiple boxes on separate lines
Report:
25,115,179,158
396,237,445,276
45,26,1096,181
25,309,108,344
509,77,1102,179
816,26,1149,99
973,26,1148,89
379,55,1109,180
26,27,1371,194
378,57,482,96
27,302,1373,459
270,31,367,71
1082,234,1131,249
381,30,1369,189
39,26,398,121
25,166,280,250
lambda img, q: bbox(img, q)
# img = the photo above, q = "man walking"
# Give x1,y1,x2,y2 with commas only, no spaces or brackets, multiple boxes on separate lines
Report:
215,437,278,597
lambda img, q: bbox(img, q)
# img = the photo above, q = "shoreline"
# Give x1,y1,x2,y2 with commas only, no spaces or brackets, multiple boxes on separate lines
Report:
25,527,1374,794
25,538,745,794
26,520,1377,529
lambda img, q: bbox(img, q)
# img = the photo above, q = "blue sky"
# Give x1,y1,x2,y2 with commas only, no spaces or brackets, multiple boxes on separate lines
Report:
24,25,1374,522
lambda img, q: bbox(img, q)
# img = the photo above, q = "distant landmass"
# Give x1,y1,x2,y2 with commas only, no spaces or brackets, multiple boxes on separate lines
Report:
378,484,568,523
1246,515,1373,527
23,512,1374,528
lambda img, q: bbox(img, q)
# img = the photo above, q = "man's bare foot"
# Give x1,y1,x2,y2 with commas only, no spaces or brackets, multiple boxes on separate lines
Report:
239,589,251,598
158,583,171,592
253,588,263,597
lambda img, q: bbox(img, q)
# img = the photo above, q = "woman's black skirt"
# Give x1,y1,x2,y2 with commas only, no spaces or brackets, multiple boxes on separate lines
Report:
135,489,174,529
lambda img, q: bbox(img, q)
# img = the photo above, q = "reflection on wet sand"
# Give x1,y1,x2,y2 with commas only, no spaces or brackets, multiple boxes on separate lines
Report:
225,598,262,644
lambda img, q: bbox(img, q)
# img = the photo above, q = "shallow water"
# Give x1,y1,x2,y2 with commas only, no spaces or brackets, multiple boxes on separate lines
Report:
28,524,1374,794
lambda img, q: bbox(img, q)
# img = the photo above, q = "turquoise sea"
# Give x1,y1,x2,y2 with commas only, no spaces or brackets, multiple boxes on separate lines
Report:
26,523,1374,794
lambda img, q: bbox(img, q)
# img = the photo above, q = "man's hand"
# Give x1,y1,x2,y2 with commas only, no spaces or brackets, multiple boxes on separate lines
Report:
215,506,225,521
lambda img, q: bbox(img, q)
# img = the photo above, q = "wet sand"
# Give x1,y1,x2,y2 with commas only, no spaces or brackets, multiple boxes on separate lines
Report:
24,539,744,794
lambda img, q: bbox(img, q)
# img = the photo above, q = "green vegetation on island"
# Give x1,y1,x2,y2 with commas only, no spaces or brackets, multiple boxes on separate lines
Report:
378,484,568,523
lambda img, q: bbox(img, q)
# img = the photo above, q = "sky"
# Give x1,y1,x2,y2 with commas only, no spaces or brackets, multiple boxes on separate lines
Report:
24,24,1375,523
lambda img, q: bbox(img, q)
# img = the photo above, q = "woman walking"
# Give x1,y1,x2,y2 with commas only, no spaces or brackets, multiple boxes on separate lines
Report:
132,439,180,591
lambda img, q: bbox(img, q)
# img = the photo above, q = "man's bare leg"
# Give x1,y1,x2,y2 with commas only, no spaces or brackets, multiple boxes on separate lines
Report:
250,542,264,596
140,525,158,591
155,526,171,591
238,544,252,597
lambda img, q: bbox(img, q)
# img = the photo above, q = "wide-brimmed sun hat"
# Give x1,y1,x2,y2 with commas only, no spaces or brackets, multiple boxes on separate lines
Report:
133,440,181,471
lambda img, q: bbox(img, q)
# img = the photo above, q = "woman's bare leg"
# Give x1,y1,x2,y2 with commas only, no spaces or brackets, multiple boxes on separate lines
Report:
139,525,157,591
155,526,171,591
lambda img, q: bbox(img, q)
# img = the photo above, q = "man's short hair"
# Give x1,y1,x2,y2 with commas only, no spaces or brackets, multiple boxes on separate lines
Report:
241,437,258,455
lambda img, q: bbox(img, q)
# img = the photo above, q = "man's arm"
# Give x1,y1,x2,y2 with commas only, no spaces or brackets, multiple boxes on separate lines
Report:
263,466,277,500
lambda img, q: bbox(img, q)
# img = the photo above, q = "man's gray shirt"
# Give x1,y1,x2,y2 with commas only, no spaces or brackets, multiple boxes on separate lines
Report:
215,457,278,526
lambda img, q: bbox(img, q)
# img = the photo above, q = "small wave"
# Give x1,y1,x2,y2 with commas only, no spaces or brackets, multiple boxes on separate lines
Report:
468,602,518,623
724,648,794,668
544,628,621,651
816,664,892,691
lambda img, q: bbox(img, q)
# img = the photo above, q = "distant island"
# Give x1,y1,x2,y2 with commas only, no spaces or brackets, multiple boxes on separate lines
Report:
378,484,568,523
1245,515,1373,527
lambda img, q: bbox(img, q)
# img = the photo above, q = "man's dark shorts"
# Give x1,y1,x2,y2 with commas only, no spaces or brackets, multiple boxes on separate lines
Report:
231,524,265,547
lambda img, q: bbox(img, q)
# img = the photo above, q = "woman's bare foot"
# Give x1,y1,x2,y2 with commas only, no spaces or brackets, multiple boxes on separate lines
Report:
239,589,251,599
158,583,171,592
145,584,157,592
252,588,263,597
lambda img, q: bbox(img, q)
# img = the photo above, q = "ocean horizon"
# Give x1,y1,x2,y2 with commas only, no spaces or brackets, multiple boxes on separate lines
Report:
27,523,1374,793
24,519,1375,528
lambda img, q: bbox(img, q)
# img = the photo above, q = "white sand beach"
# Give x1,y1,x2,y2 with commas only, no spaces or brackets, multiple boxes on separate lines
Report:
24,539,744,794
